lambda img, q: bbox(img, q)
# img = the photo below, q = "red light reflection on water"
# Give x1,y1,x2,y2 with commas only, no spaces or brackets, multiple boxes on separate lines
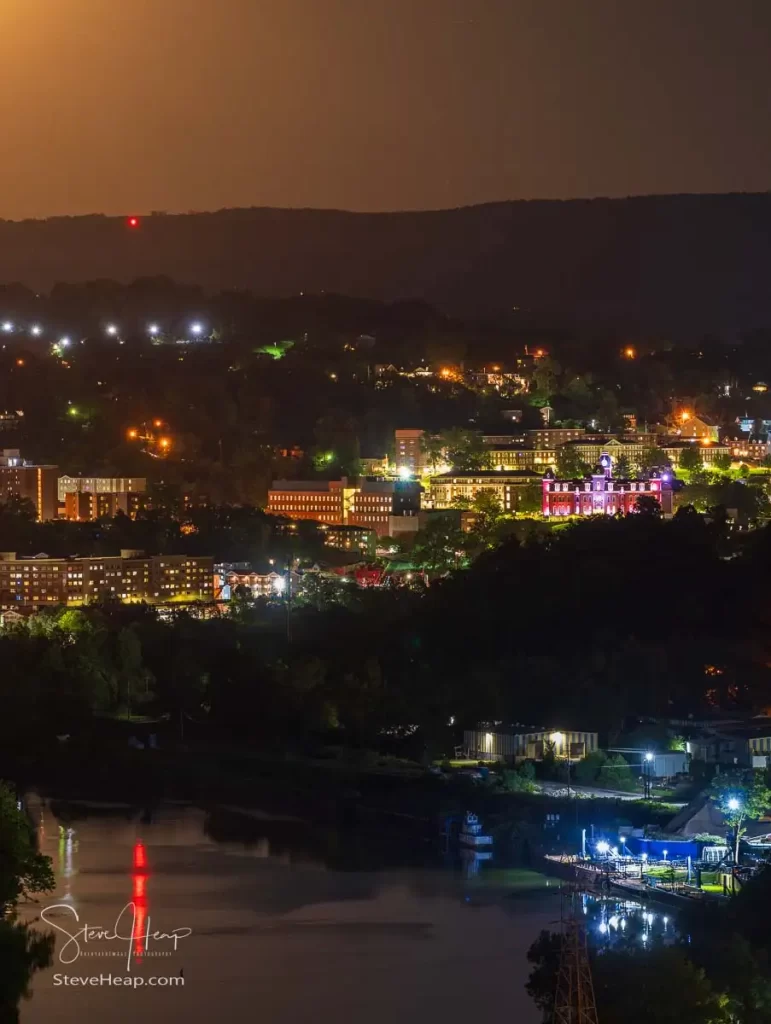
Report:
132,842,149,959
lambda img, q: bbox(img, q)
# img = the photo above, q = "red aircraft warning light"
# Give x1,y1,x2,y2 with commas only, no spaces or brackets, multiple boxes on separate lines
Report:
127,216,140,229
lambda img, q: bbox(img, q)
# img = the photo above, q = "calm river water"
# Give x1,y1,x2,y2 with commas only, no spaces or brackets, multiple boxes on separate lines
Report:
18,803,565,1024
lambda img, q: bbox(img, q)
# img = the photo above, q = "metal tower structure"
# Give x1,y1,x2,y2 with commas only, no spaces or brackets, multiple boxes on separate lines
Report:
552,896,599,1024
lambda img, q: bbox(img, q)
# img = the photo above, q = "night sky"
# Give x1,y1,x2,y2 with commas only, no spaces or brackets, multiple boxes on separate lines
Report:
3,0,771,218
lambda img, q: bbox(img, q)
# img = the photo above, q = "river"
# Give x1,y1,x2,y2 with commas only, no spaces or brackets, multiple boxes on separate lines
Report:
18,802,567,1024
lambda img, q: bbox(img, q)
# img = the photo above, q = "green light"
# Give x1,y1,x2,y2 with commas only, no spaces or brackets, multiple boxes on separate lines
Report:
68,407,78,416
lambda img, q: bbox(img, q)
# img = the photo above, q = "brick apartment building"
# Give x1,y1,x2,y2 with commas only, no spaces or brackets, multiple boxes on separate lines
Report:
64,491,147,521
267,477,421,536
0,450,58,521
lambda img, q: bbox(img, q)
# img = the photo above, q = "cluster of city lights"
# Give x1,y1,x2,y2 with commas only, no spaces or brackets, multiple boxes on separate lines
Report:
126,418,173,456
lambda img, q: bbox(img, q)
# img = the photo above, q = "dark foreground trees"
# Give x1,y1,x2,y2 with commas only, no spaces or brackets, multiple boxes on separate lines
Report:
0,782,55,1024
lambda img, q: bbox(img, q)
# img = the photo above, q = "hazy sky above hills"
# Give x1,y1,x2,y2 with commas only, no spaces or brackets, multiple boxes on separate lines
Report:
2,0,771,219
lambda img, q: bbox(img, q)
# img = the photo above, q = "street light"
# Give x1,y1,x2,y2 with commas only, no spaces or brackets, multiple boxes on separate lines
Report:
147,323,159,336
59,337,70,348
1,322,13,332
728,797,741,811
30,324,42,336
190,322,203,337
106,324,118,336
596,841,610,856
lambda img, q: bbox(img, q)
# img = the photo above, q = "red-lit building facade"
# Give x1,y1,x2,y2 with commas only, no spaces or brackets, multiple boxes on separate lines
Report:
542,454,673,517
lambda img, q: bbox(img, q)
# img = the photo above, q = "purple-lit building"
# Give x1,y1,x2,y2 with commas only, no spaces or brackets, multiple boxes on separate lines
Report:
542,453,672,517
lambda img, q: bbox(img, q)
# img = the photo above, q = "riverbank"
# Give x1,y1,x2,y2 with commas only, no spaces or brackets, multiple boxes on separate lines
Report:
5,741,677,843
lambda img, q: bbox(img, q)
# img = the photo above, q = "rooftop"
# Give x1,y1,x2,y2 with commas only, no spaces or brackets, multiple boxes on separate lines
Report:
433,469,542,479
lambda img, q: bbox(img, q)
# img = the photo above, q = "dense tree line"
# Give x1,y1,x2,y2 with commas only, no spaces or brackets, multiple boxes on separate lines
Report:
2,512,771,765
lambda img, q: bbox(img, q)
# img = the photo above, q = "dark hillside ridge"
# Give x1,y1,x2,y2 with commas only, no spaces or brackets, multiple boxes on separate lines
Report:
2,193,771,330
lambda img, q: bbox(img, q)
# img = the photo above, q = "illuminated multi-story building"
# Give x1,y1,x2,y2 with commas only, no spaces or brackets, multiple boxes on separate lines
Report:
561,436,655,470
268,479,357,525
63,491,147,521
485,446,557,471
320,524,377,555
57,475,147,503
0,551,214,609
267,478,421,536
725,437,769,462
660,441,731,467
0,450,58,521
542,454,673,516
428,470,542,511
394,429,426,474
526,427,585,447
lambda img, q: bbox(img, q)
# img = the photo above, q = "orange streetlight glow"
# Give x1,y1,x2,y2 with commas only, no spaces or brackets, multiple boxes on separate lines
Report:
680,411,691,422
159,437,171,450
153,418,163,428
127,428,138,440
15,358,24,367
624,346,636,359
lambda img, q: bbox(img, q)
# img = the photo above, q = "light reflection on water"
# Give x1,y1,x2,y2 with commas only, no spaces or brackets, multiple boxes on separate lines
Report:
19,804,561,1024
579,891,678,951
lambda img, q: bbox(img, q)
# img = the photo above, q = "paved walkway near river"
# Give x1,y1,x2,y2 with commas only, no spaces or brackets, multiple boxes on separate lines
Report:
539,781,685,805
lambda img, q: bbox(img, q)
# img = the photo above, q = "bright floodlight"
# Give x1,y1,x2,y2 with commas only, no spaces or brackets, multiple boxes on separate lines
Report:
645,751,654,761
596,841,610,855
59,337,70,348
190,322,203,336
619,836,626,845
728,797,741,811
272,576,286,594
30,324,42,336
106,324,118,336
147,323,159,335
641,852,648,861
397,466,412,480
1,322,13,332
